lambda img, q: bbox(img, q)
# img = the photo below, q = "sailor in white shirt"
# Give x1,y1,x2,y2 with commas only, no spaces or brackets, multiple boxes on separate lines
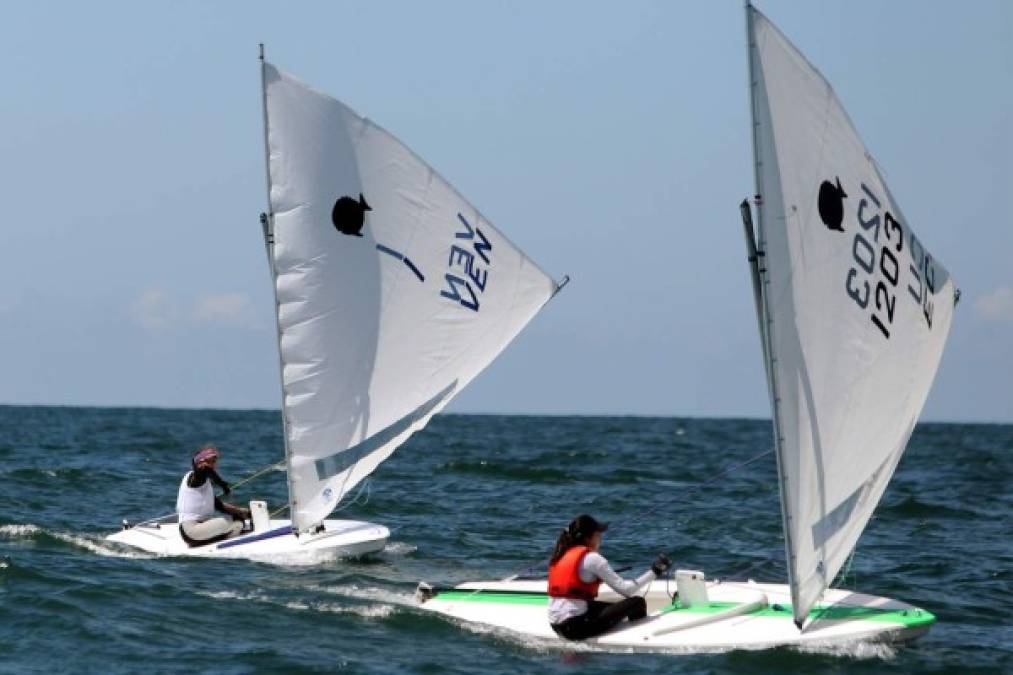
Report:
547,514,670,640
176,445,250,546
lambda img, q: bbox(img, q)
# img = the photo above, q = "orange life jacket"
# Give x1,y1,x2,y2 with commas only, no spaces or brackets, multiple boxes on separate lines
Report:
547,545,601,600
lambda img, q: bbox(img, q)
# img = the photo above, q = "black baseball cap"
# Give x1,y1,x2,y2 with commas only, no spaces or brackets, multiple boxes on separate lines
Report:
569,514,608,540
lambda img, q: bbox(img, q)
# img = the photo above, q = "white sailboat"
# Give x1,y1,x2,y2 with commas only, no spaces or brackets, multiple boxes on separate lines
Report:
107,50,564,559
417,3,956,649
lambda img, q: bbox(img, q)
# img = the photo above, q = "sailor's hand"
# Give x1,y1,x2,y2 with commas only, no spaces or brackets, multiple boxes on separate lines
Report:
651,553,671,577
220,481,232,496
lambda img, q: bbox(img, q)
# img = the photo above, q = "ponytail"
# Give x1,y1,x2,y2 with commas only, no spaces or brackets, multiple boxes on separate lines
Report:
550,514,606,565
549,527,576,565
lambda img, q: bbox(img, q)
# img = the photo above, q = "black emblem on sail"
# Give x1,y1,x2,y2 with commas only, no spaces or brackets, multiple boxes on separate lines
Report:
331,193,371,236
332,191,425,283
817,177,847,232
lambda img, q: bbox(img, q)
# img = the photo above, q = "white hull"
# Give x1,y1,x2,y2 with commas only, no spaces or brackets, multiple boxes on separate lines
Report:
417,578,934,652
106,517,388,560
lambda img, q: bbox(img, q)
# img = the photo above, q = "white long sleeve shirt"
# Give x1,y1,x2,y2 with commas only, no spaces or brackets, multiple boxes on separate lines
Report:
547,551,655,624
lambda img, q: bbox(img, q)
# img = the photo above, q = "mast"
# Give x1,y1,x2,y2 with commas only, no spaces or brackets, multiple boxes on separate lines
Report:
259,44,299,529
743,1,802,629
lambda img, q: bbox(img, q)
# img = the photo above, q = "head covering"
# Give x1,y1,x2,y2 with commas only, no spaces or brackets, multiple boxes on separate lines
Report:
568,514,608,542
192,445,220,467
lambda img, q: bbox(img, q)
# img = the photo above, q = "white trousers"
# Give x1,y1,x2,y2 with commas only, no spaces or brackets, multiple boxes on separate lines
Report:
180,516,242,542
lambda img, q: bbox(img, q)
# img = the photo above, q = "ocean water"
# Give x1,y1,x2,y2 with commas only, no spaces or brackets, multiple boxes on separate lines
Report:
0,406,1009,674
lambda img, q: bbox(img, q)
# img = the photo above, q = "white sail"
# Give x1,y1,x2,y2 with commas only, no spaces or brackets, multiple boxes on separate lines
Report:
261,63,560,532
745,6,956,625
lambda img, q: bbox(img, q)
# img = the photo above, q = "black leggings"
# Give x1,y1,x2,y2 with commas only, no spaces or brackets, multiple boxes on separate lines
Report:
551,597,647,640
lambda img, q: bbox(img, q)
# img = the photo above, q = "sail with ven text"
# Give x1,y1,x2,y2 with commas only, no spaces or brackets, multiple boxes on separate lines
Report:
746,6,956,625
263,63,559,532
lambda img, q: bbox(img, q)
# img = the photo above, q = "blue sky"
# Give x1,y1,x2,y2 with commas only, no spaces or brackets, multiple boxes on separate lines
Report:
1,1,1010,422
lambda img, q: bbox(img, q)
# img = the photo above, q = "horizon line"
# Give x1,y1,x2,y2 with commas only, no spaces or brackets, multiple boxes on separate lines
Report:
0,401,1007,426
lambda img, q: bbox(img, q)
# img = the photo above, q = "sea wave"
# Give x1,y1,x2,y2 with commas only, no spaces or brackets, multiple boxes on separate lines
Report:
315,583,419,608
383,541,418,556
0,523,42,538
0,523,157,559
197,588,398,620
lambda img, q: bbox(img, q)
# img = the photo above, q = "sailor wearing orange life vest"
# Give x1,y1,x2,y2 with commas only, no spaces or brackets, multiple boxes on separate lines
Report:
547,514,671,640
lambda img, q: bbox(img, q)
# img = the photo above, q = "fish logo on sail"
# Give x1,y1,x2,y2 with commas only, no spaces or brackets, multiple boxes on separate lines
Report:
331,193,371,236
817,177,847,232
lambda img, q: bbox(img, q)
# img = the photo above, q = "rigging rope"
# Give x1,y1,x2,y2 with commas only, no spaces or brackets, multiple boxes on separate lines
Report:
129,458,285,527
502,447,775,581
127,456,374,532
834,548,857,589
230,460,285,491
267,478,372,520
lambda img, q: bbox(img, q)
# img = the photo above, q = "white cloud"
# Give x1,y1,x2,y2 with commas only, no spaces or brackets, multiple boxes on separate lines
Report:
133,289,262,333
132,288,178,333
193,292,260,329
974,286,1013,322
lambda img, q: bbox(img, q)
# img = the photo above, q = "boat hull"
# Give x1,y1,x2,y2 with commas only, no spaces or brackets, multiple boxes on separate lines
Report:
416,578,934,651
106,517,389,560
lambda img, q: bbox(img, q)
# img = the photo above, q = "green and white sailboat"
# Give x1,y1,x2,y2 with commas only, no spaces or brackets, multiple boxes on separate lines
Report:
417,3,957,650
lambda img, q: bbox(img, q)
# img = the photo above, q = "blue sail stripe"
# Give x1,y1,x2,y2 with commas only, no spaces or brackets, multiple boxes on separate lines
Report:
375,243,404,260
314,380,458,481
402,257,425,282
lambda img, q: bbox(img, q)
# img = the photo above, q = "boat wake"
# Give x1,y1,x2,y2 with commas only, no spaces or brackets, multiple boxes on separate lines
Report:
0,523,156,559
198,588,399,620
0,524,41,538
316,583,418,608
382,541,417,556
795,640,898,660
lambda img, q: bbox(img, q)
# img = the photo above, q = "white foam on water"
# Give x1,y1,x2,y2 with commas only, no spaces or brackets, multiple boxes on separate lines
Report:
383,541,417,556
345,603,396,619
303,601,397,619
794,639,897,660
317,583,418,608
197,588,397,620
198,589,267,602
1,523,157,559
0,524,41,538
54,531,158,559
650,479,687,487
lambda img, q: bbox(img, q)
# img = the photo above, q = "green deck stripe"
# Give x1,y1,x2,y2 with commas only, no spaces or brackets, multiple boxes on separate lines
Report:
660,600,935,628
433,590,936,628
436,591,549,606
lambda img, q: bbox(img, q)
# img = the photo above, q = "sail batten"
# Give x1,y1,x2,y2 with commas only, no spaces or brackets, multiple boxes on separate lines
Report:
745,5,956,625
262,63,557,532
